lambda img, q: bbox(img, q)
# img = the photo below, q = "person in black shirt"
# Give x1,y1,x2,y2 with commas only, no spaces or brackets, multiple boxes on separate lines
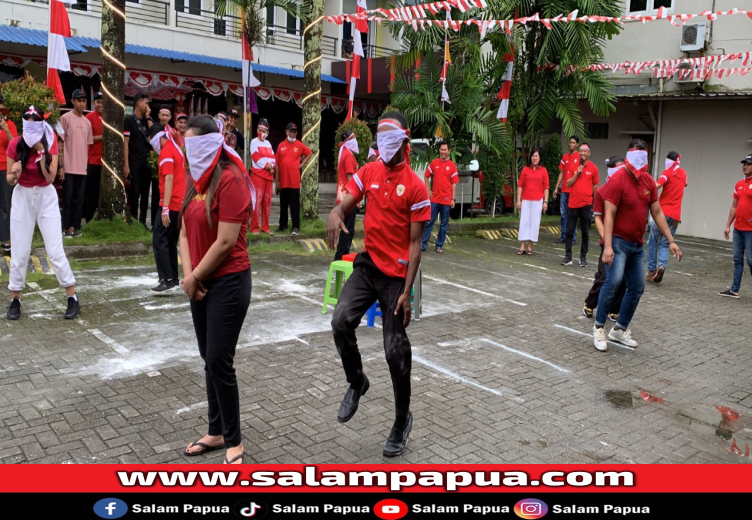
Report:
227,109,245,156
124,93,153,225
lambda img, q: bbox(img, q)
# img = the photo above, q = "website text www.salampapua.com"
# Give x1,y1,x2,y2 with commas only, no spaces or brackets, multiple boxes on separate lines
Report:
116,468,635,492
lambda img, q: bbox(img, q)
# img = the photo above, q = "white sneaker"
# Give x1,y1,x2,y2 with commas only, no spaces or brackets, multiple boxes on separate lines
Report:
593,325,608,352
608,327,638,348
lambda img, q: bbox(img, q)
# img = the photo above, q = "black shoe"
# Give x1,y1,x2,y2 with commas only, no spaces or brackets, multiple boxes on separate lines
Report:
582,304,593,318
653,266,665,283
7,299,21,320
337,375,369,423
151,279,180,295
64,296,80,320
561,257,572,266
274,227,286,233
580,258,587,267
63,230,73,239
555,237,566,243
71,229,82,238
291,228,299,236
383,412,413,458
1,242,10,254
719,289,740,299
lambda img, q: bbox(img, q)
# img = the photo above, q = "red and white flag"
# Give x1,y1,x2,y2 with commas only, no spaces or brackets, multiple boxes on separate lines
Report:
241,33,261,89
496,52,514,122
48,0,73,104
347,0,369,120
440,11,452,104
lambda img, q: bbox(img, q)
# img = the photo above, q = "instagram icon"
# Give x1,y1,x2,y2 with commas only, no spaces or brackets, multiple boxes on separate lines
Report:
514,498,549,519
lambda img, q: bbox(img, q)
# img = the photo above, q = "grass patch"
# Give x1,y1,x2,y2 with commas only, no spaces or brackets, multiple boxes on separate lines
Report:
250,241,327,256
247,217,328,242
31,218,152,248
452,214,560,225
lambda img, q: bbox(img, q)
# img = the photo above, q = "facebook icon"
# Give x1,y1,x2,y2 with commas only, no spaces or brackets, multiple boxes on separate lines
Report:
93,498,128,519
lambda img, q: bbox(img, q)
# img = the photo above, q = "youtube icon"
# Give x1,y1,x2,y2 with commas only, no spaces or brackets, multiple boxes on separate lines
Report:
374,499,409,520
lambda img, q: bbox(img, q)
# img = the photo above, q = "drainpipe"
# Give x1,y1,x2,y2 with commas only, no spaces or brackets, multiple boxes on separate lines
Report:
652,99,664,181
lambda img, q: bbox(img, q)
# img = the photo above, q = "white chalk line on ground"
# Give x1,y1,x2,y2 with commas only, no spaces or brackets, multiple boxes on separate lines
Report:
412,354,524,403
672,270,694,277
675,238,733,251
87,328,130,355
680,246,733,258
423,275,527,306
554,324,635,351
256,280,323,307
478,338,571,374
521,263,591,281
424,256,540,284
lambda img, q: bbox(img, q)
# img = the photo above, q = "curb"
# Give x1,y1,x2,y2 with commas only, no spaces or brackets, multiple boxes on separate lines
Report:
0,255,56,275
476,226,561,240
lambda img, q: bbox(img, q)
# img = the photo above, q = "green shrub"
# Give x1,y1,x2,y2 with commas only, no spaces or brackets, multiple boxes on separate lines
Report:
0,72,60,127
333,118,373,170
541,134,563,199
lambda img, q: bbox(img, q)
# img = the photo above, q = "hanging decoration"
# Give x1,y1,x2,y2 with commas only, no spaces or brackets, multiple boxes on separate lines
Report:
326,0,487,24
346,0,369,121
496,51,513,122
47,0,74,104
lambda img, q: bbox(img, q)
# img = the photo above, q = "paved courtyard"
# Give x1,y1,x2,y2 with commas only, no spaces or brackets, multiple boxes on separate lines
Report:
0,232,750,464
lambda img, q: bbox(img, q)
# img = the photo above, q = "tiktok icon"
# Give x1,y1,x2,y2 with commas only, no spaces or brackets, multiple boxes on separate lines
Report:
234,500,268,519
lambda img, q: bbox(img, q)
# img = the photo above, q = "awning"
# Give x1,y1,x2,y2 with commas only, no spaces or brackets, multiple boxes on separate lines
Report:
0,25,88,53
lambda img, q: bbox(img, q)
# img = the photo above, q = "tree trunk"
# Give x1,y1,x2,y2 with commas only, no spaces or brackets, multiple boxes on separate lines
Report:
98,0,127,220
300,0,325,221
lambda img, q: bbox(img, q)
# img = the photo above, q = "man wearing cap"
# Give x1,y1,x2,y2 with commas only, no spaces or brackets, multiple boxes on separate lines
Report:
250,119,276,235
562,142,598,267
174,113,188,148
274,122,311,235
83,91,104,223
328,110,431,457
60,89,94,238
227,109,245,155
719,154,752,298
592,139,682,352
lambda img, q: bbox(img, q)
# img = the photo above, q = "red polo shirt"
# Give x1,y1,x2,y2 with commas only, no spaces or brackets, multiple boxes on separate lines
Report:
601,168,658,245
86,111,103,166
336,146,358,205
275,139,312,190
657,165,688,221
346,160,431,279
559,151,579,193
518,165,549,201
157,140,186,212
183,166,251,279
733,177,752,232
425,158,458,205
0,119,19,170
568,160,599,209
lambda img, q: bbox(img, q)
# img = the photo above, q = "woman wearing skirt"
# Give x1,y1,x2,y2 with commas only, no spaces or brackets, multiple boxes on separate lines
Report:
516,148,549,255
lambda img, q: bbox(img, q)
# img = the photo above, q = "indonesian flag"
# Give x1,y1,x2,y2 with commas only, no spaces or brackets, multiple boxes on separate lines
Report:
439,11,452,105
496,52,514,122
347,0,368,120
241,32,260,114
47,0,73,104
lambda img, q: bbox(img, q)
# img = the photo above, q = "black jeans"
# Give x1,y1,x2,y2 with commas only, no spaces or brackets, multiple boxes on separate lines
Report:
331,252,412,418
566,205,591,259
152,210,179,282
0,170,11,243
189,268,252,449
62,174,86,230
279,188,300,230
128,157,150,224
585,244,626,312
150,177,159,228
83,164,101,223
334,206,358,261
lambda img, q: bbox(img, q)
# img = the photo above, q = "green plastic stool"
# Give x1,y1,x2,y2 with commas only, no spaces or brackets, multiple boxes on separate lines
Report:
322,260,355,314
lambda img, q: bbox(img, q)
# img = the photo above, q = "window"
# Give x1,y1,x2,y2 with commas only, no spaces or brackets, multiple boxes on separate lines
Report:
176,0,201,15
585,123,609,140
627,0,673,14
286,12,299,35
266,6,276,28
70,0,88,11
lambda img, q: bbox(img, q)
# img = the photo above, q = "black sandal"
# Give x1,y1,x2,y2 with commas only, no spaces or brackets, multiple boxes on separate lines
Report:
184,440,224,457
224,453,244,464
517,250,526,255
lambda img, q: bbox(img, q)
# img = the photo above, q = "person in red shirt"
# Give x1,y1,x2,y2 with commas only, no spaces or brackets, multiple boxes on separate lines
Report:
250,119,275,235
515,147,549,255
562,143,599,267
174,113,188,148
592,139,682,352
646,151,688,283
83,91,104,224
583,156,626,320
719,154,752,298
148,124,186,295
179,115,253,465
421,141,458,253
273,122,311,235
327,111,430,457
0,93,18,253
554,135,580,243
334,129,359,260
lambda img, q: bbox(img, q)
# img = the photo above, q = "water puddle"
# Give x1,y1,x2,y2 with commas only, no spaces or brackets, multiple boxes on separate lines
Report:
604,389,665,409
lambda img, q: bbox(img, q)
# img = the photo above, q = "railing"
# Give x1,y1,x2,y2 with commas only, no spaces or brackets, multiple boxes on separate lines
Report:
67,0,170,26
175,7,243,39
363,44,394,59
263,25,338,57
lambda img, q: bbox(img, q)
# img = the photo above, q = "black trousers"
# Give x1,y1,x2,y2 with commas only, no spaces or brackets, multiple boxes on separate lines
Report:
331,252,412,418
152,210,179,282
279,188,300,230
0,170,11,243
62,174,86,230
585,244,626,312
83,164,101,223
566,205,591,259
189,268,252,448
128,157,150,224
334,206,358,261
150,177,159,228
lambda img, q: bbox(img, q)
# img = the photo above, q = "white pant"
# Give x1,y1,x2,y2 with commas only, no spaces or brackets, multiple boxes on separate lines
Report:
9,184,75,292
518,198,543,242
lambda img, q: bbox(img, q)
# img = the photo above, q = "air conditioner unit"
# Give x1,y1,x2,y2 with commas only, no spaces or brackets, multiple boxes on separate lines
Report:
680,23,706,52
674,63,704,84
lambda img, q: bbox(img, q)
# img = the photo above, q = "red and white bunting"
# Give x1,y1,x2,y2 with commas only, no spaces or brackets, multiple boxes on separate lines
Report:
47,0,72,104
541,52,752,76
326,0,486,24
496,51,513,122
